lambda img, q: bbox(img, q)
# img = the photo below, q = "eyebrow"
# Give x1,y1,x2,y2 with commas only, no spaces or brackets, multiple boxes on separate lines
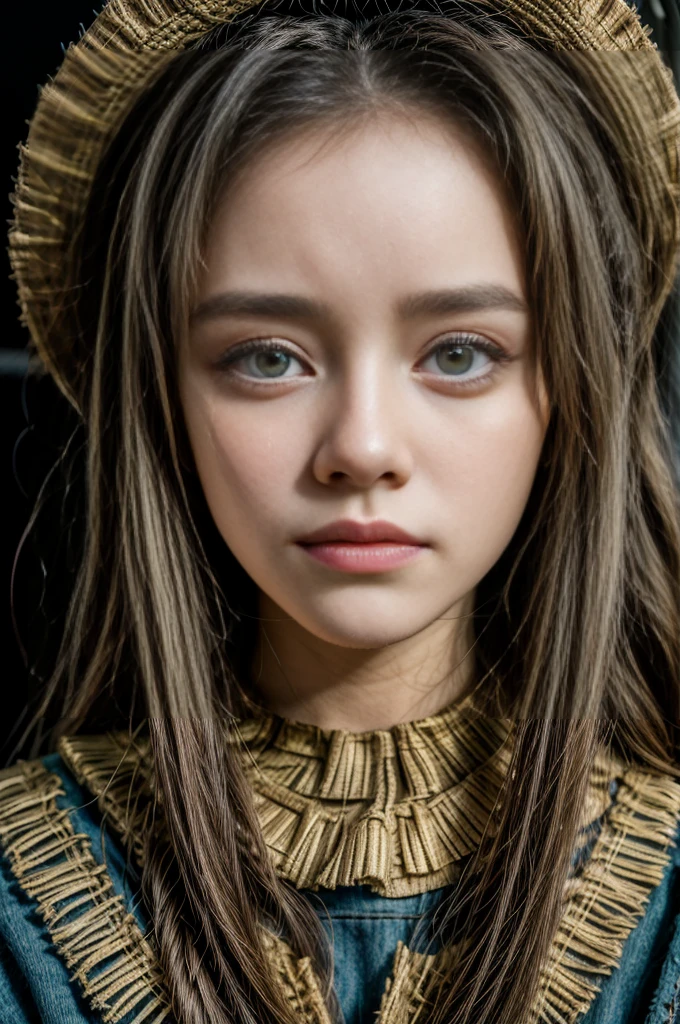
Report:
189,283,528,325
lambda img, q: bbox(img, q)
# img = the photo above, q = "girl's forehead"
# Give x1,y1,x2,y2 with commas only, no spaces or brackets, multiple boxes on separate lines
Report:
217,110,497,211
202,115,524,296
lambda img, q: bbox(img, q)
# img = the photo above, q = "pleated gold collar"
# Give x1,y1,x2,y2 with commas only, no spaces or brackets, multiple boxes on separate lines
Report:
57,692,619,898
228,695,618,896
231,693,514,896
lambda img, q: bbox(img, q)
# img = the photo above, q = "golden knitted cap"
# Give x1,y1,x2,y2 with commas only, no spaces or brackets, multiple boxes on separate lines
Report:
8,0,680,409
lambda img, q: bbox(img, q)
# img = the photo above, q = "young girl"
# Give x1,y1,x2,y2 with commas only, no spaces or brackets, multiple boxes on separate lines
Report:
1,1,679,1023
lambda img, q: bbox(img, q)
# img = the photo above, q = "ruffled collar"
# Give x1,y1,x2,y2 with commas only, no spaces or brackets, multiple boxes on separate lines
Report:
228,693,618,895
58,691,622,898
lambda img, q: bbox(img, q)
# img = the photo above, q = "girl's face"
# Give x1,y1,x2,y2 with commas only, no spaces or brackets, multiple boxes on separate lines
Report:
179,111,549,664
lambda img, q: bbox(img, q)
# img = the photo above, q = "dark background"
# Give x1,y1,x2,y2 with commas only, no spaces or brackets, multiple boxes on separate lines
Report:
2,1,679,765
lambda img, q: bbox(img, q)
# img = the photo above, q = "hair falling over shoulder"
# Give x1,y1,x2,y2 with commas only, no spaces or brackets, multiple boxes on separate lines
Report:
14,4,680,1022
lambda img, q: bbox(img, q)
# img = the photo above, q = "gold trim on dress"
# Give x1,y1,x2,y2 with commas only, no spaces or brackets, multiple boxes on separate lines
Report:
1,716,678,1024
55,723,680,1024
0,759,172,1024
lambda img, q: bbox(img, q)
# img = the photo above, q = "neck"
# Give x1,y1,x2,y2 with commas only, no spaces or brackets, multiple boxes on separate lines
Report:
249,590,477,732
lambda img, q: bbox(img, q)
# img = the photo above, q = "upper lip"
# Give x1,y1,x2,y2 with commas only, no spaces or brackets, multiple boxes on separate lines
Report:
297,519,425,545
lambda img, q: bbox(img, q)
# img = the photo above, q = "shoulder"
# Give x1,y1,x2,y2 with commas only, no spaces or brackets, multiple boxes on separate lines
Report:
0,744,142,891
575,766,680,1024
0,743,169,1024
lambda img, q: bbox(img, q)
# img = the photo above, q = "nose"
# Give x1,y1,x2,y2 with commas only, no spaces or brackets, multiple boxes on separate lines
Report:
310,356,415,489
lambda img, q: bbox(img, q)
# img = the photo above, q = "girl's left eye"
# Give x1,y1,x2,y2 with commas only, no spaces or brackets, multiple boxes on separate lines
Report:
215,333,510,388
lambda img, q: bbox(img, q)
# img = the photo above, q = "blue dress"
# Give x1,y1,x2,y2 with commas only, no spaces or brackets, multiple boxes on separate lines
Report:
0,749,678,1024
307,870,680,1024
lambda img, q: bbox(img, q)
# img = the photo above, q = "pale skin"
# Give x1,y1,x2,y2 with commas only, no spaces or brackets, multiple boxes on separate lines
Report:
178,110,550,732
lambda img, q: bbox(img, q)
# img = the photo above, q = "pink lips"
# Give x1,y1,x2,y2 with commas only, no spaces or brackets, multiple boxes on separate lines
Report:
297,519,424,545
296,519,427,574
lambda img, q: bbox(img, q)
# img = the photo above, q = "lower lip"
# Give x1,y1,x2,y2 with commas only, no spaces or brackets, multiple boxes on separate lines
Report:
297,542,426,572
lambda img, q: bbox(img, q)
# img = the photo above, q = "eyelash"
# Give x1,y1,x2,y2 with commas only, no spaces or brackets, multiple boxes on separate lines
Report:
215,333,511,391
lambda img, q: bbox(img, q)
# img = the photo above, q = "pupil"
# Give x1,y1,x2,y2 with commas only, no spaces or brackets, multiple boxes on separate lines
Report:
438,345,473,375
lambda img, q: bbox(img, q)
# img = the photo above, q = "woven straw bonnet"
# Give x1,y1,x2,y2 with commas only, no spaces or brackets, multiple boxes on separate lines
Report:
8,0,680,410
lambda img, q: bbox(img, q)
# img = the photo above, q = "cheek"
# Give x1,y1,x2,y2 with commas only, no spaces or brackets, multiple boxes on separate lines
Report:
434,389,546,564
182,389,297,539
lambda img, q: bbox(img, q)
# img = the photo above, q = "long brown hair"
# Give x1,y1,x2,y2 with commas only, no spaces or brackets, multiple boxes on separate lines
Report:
14,4,680,1023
